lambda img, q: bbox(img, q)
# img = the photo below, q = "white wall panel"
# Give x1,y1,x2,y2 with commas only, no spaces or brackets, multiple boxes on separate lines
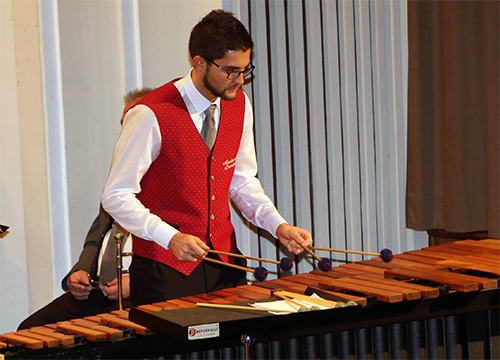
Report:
353,0,378,260
267,0,296,273
236,0,427,271
41,0,71,294
58,0,125,264
267,1,293,217
304,0,331,264
121,0,143,91
322,0,348,265
287,1,315,274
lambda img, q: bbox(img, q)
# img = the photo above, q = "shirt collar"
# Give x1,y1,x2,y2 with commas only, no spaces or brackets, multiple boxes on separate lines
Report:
175,68,221,115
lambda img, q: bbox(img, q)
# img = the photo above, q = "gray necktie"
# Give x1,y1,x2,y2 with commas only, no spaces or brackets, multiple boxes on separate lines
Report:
201,104,217,150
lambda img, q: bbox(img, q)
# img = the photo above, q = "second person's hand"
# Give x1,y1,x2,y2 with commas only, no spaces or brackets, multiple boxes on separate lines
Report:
67,270,92,300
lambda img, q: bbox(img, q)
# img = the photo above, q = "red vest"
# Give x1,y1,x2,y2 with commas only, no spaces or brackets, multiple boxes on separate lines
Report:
131,81,245,275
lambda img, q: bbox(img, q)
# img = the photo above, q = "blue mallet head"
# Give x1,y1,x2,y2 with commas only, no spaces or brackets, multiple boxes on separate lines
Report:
318,257,332,271
380,248,393,262
254,266,268,281
280,257,294,271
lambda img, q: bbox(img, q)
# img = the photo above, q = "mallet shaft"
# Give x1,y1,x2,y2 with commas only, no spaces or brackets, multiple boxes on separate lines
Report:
297,242,323,262
310,246,380,257
193,255,255,273
207,249,281,265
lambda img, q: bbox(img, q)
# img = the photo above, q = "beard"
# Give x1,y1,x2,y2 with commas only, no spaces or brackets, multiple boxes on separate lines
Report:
202,68,240,101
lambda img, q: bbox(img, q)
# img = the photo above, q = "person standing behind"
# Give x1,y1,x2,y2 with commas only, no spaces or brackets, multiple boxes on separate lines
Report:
17,87,153,330
101,9,313,307
63,87,154,303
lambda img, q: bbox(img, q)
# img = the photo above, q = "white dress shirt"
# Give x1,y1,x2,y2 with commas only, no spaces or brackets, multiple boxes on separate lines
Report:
101,69,286,250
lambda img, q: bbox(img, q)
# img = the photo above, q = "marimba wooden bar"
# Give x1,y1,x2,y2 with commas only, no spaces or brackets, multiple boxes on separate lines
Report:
1,239,499,359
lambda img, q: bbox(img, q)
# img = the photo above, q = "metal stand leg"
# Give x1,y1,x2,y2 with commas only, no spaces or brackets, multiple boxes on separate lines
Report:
241,334,254,360
114,232,124,310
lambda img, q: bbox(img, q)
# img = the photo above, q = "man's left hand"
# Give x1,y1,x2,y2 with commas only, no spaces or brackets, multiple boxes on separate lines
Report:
276,223,312,255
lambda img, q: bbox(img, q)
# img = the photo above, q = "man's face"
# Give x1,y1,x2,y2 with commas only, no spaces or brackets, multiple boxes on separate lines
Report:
201,49,252,102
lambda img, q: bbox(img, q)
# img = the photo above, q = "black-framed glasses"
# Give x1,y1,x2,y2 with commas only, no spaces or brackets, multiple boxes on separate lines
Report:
207,59,255,80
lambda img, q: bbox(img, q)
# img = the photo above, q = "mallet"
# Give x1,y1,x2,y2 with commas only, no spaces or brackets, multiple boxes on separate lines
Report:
310,246,393,262
193,255,268,281
207,249,294,271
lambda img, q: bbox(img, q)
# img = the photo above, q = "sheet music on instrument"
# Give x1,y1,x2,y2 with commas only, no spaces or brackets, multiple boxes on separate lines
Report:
251,294,330,315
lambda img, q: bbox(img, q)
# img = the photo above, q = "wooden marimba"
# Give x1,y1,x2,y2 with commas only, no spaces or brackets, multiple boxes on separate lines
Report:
1,239,499,359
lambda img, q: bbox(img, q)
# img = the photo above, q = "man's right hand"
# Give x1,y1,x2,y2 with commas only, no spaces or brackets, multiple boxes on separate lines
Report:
168,233,210,262
67,270,92,300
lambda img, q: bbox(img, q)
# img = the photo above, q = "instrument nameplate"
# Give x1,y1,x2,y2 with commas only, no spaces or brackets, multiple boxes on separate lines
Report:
187,323,220,340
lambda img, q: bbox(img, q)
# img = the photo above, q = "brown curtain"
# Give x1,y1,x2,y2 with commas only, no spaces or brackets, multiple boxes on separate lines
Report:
406,1,500,238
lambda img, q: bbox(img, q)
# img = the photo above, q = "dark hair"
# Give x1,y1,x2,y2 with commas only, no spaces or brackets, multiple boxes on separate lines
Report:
188,9,254,61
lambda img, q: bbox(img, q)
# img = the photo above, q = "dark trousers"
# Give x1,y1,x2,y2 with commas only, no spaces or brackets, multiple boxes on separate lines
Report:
130,252,248,306
17,290,132,330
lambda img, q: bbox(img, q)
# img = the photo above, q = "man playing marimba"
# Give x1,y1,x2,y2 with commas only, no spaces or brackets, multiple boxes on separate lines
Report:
101,9,313,307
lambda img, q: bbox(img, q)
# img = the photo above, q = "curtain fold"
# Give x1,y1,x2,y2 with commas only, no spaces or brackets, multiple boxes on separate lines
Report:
406,1,499,237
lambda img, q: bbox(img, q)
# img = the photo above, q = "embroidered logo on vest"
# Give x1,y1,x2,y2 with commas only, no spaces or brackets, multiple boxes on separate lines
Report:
223,158,237,170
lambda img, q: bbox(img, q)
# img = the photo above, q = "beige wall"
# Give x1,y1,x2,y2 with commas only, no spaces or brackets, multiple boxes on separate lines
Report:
1,0,54,334
1,0,31,333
